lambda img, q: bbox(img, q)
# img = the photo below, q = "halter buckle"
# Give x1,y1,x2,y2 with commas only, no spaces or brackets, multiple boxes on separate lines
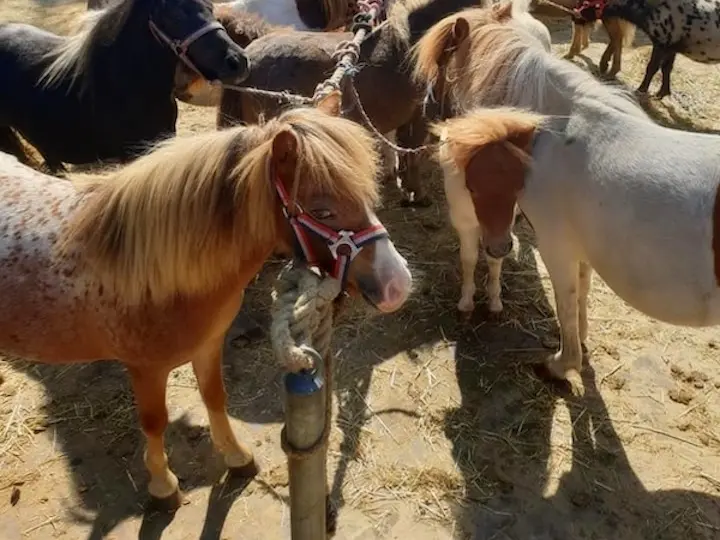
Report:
328,231,360,260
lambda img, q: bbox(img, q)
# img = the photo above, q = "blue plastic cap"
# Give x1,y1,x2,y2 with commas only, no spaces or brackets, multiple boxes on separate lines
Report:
285,369,325,395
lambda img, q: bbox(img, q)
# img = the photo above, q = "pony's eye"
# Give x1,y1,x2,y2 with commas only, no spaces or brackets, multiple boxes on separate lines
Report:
311,209,334,220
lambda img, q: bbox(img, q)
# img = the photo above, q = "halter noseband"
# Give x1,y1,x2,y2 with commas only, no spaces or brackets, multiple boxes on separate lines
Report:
273,175,388,289
148,19,226,80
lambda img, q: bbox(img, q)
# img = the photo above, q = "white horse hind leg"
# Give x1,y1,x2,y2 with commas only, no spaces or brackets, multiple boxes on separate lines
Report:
457,226,481,313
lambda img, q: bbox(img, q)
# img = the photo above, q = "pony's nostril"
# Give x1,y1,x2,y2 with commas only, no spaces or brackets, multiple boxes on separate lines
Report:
225,54,241,72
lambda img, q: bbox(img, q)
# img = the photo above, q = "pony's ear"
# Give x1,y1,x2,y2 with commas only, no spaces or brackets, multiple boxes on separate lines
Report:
271,128,299,180
451,17,470,47
492,1,514,21
316,90,342,116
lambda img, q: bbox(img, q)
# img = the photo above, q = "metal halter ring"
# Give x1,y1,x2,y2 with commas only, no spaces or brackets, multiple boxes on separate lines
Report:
328,231,361,260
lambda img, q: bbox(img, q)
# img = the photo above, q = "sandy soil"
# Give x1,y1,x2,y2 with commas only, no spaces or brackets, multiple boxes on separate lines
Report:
0,2,719,539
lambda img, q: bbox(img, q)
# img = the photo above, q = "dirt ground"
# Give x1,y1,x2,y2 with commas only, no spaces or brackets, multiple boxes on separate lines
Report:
1,1,720,539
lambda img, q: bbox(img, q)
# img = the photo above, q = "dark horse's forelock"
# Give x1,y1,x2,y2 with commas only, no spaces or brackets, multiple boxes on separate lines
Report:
38,0,138,94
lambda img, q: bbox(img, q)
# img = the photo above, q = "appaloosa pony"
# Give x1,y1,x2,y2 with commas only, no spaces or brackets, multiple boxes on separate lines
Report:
0,0,249,171
574,0,720,97
0,97,412,506
434,103,720,385
218,0,548,204
413,10,560,315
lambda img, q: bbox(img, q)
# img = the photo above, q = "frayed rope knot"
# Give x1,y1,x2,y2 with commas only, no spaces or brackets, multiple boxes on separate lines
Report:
271,262,342,463
270,263,341,372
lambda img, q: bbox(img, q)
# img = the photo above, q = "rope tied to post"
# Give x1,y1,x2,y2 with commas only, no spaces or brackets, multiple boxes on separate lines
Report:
270,263,343,460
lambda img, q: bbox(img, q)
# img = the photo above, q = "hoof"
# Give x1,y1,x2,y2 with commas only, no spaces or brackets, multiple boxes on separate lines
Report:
148,489,185,513
486,308,503,322
229,458,260,479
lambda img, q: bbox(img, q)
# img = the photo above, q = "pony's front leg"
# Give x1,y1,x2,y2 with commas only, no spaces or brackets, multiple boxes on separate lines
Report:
128,366,181,507
485,254,504,314
541,247,583,380
457,226,481,313
380,131,399,184
192,345,258,476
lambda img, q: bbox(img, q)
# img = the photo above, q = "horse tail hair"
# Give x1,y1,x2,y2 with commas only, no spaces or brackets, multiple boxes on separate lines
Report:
618,19,636,48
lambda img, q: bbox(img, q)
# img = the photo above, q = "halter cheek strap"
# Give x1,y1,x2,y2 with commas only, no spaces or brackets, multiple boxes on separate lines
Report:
274,177,388,289
148,19,226,80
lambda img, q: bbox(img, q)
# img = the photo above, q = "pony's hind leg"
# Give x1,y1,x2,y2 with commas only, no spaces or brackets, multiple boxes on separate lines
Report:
128,366,181,508
581,23,590,50
457,226,481,314
192,346,257,476
637,44,665,94
657,51,676,98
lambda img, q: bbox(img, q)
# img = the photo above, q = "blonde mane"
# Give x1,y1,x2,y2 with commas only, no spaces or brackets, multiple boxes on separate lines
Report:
433,107,541,170
38,0,134,93
412,12,646,118
60,107,380,306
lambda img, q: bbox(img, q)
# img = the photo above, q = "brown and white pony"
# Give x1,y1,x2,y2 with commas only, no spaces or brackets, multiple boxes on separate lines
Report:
434,102,720,387
411,8,552,315
0,95,412,507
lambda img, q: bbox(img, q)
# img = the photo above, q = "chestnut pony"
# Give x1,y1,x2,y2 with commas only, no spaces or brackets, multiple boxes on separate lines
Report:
0,95,412,506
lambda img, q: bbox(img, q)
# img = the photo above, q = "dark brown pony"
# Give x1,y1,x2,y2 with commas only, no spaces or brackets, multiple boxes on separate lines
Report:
215,0,497,205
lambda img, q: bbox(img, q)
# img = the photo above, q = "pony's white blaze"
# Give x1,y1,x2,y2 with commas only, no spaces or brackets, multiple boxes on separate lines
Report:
366,209,412,313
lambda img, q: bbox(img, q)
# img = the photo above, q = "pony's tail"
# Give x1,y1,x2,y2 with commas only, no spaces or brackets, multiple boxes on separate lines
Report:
618,19,636,48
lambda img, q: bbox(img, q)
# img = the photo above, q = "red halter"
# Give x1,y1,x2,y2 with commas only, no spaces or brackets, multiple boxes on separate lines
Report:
573,0,607,20
274,176,388,288
148,19,226,80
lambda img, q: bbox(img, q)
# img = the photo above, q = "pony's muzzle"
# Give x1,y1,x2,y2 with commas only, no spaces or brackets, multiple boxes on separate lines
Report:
223,50,250,83
373,247,412,314
485,237,514,259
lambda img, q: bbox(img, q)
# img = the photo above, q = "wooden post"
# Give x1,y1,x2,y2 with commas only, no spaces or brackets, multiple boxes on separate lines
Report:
284,354,328,540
